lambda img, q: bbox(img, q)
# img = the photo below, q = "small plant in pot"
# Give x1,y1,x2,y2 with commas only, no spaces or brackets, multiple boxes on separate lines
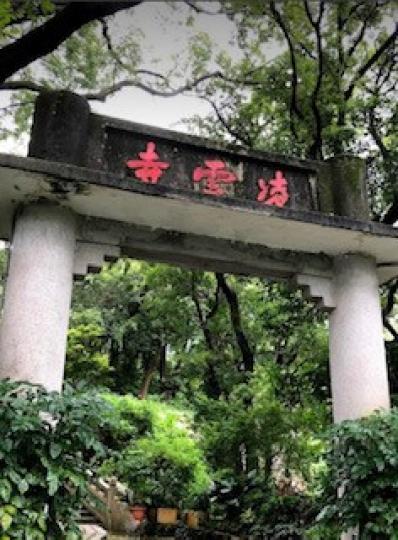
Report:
106,446,209,525
127,489,150,524
148,457,193,525
105,450,186,525
183,493,209,529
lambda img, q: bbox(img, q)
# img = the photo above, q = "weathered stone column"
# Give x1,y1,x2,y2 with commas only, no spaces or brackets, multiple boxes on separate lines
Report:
329,253,390,422
329,254,390,540
0,203,76,391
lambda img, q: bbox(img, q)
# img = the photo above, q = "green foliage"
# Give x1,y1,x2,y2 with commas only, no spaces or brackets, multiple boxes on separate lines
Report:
185,1,397,218
0,1,54,32
1,15,142,141
207,470,319,538
41,22,141,92
66,260,330,533
243,488,316,538
318,408,398,538
101,394,211,508
192,363,327,535
65,309,111,385
0,380,112,539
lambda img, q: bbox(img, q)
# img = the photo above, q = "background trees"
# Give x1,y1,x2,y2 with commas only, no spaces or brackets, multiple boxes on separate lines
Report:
65,260,330,535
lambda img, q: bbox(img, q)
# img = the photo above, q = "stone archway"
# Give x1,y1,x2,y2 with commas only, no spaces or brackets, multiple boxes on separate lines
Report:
0,90,394,428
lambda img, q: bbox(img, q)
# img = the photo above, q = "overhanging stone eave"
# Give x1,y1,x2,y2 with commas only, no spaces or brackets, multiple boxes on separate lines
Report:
1,153,398,283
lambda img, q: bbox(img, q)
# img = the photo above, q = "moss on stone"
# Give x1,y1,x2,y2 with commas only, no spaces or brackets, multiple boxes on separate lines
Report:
319,155,369,220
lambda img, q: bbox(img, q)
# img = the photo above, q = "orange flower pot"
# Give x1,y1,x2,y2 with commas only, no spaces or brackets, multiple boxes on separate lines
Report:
130,504,147,523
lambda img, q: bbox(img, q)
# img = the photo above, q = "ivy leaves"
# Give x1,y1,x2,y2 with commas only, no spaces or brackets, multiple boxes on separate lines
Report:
318,409,398,538
0,380,112,538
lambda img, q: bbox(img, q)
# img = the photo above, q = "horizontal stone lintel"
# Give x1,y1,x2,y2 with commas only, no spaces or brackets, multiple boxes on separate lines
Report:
79,218,332,281
0,154,398,283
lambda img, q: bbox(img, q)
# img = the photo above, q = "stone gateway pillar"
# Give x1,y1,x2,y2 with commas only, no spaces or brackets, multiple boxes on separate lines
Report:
329,254,390,422
0,203,76,391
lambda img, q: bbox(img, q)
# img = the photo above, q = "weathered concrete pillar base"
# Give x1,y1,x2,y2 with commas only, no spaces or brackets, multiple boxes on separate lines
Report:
0,203,76,391
329,253,390,422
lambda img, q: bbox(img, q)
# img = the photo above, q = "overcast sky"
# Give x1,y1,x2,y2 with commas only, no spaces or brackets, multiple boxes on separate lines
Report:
92,1,235,127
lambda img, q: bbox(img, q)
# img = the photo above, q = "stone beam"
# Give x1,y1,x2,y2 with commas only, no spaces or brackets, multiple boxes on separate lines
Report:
1,156,398,282
78,218,332,280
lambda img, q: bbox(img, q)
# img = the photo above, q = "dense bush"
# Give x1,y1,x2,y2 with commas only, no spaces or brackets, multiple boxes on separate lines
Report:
207,470,319,539
317,408,398,539
101,394,211,508
0,380,112,539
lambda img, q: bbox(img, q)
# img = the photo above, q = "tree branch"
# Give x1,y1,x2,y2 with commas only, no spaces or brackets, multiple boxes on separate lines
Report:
99,17,124,69
382,200,398,225
207,281,221,320
297,40,316,60
183,0,222,15
202,96,253,147
0,80,46,93
216,273,254,372
375,50,397,90
84,71,228,100
344,22,398,101
1,66,264,101
304,0,325,159
0,2,141,84
269,0,303,140
191,273,214,351
383,280,398,319
368,108,389,160
0,70,223,99
339,1,366,29
190,273,222,399
384,318,398,341
138,345,166,399
346,5,377,58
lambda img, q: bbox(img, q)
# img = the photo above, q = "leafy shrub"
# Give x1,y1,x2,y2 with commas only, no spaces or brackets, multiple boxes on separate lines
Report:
317,408,398,539
66,308,111,386
208,469,317,538
0,380,112,539
101,395,211,508
101,393,153,450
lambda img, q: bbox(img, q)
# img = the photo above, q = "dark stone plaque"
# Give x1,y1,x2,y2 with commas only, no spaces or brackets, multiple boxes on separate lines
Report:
29,91,320,213
90,116,319,212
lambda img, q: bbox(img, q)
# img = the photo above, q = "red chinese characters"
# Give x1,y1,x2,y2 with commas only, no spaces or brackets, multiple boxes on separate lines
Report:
257,170,289,207
126,142,170,184
193,160,237,196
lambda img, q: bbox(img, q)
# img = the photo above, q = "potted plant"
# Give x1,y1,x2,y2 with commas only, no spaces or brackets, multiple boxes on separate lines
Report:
127,488,150,524
130,503,147,523
185,510,200,528
149,458,190,525
183,492,209,529
107,451,182,525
